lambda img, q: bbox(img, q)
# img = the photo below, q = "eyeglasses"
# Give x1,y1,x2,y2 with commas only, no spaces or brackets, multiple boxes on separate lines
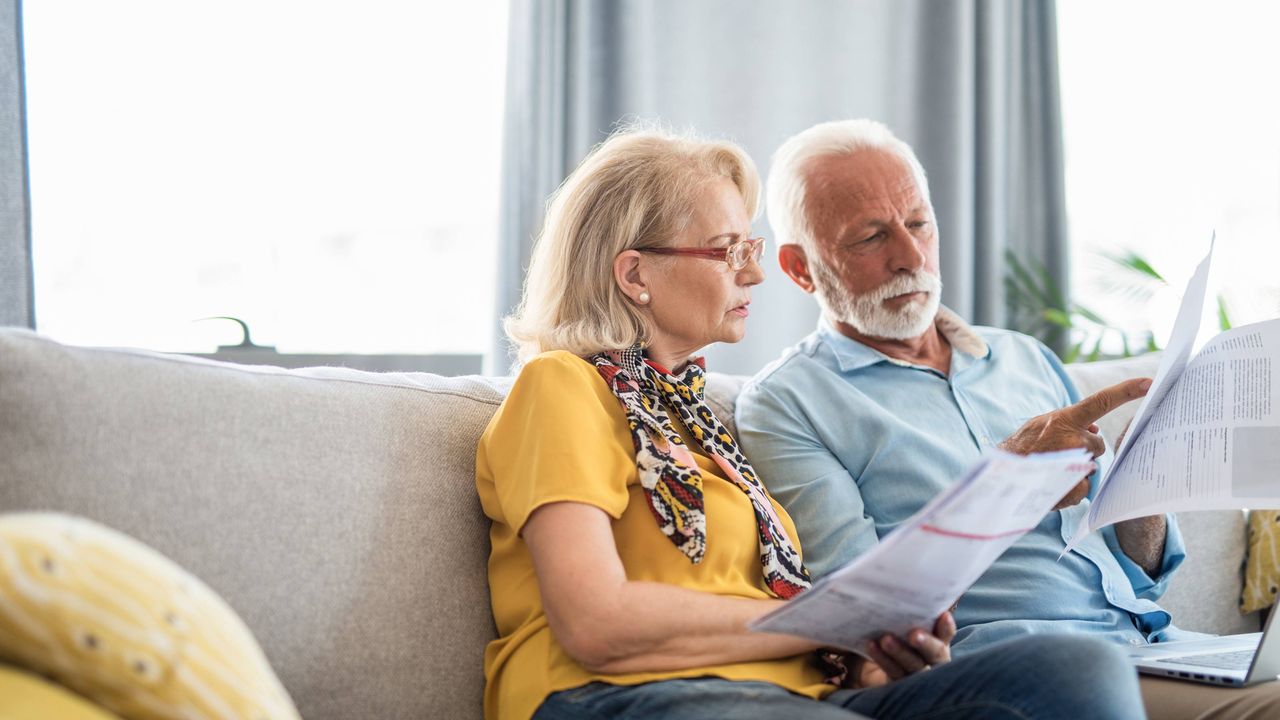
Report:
637,237,766,271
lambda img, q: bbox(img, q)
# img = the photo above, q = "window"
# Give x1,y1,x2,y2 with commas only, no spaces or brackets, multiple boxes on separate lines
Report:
23,1,509,358
1059,1,1280,352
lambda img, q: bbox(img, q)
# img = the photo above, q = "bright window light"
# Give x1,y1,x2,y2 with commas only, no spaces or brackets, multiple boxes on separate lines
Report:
24,1,509,355
1059,0,1280,352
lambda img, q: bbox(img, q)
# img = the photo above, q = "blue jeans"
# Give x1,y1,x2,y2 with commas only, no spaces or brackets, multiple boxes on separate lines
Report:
533,635,1146,720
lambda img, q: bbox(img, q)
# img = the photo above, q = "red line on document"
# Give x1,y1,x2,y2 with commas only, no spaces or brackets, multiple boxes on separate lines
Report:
919,524,1034,541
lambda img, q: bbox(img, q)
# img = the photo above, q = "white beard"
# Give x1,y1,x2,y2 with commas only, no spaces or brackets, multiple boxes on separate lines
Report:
813,266,943,340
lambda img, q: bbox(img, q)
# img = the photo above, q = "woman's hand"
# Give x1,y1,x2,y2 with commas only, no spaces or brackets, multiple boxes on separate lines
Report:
849,612,957,688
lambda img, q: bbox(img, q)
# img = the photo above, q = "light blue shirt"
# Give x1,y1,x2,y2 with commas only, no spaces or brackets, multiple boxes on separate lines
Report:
736,310,1189,656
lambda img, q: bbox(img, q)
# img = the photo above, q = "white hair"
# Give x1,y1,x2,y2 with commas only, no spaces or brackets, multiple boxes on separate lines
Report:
766,119,931,252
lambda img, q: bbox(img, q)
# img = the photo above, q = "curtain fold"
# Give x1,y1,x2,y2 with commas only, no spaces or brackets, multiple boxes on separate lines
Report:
0,0,33,329
492,1,625,371
496,0,1069,373
897,0,1070,350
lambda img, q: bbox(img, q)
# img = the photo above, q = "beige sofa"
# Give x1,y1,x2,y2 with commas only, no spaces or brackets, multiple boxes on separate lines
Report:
0,328,1257,719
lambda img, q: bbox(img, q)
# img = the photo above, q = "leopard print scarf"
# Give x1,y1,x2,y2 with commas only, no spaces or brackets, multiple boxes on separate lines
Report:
589,346,810,599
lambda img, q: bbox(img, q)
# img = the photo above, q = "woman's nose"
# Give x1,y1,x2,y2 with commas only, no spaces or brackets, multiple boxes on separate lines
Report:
739,255,766,286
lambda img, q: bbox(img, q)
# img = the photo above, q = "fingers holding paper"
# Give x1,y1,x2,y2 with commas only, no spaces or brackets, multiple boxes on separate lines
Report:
998,378,1151,509
857,612,956,686
1050,464,1097,510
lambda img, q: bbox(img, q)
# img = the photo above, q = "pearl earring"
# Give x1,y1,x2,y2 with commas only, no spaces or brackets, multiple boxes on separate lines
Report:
638,291,651,304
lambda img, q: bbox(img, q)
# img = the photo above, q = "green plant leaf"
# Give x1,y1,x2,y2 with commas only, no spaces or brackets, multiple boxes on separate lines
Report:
1092,275,1162,307
1004,278,1032,313
1032,258,1068,311
1217,294,1233,331
1093,250,1169,310
1072,303,1110,327
1005,250,1055,310
1086,336,1104,362
1043,308,1074,328
1102,250,1168,284
1064,340,1084,364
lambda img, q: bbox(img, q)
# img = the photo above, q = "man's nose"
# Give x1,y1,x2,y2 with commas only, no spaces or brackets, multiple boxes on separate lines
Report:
887,225,927,273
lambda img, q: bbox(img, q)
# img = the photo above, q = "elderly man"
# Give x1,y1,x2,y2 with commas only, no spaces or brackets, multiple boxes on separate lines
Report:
737,119,1280,717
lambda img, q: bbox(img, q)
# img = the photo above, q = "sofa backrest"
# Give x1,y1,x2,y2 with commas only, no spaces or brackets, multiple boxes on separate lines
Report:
0,329,505,720
0,330,1255,720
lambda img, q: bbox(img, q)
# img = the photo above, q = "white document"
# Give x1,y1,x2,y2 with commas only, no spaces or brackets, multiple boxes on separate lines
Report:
1069,241,1280,549
749,448,1092,654
1109,241,1215,481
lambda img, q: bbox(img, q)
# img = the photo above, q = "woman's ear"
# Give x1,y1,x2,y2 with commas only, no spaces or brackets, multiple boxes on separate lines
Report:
778,243,817,294
614,250,650,305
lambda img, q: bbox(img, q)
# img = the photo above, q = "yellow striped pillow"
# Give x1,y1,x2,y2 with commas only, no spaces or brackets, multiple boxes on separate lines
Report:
0,665,121,719
0,513,300,720
1243,510,1280,614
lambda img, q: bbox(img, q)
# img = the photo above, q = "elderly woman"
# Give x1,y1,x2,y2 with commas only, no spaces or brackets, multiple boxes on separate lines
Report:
476,129,1145,720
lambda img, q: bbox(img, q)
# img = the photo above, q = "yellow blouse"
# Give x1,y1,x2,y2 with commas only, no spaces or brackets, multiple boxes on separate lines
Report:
475,351,830,720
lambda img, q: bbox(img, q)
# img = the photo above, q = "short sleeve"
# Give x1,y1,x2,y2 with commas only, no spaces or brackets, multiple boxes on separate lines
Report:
479,351,635,533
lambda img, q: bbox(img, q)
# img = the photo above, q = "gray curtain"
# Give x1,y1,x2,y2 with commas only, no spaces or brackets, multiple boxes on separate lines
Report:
496,0,1068,374
0,0,32,329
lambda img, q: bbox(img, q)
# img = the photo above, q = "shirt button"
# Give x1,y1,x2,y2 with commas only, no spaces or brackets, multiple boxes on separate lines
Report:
1130,638,1144,646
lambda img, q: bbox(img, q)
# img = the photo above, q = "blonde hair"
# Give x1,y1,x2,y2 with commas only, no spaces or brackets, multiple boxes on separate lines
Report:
504,126,760,364
767,119,930,252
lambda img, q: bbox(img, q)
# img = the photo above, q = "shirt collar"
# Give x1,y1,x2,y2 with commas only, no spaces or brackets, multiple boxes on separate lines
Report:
817,306,991,373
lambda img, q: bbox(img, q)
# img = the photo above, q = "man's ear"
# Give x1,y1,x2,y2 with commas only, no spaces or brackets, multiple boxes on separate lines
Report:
613,250,649,305
778,243,817,294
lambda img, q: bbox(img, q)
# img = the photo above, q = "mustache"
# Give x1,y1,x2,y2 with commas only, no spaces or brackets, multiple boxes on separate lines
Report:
868,272,942,303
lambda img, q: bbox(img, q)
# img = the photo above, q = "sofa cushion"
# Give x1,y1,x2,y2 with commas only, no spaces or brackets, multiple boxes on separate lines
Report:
0,329,504,720
0,512,299,720
0,665,120,720
705,372,746,439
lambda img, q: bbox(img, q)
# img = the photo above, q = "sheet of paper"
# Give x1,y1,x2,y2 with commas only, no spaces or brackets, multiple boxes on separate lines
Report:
1066,236,1280,547
1108,240,1215,479
1074,318,1280,532
749,448,1092,654
1064,241,1214,549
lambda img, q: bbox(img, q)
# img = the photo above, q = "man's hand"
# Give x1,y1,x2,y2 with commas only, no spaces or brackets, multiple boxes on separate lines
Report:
852,612,956,688
998,377,1152,509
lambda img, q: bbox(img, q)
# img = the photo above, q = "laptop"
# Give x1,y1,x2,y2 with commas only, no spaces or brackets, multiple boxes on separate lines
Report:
1129,609,1280,687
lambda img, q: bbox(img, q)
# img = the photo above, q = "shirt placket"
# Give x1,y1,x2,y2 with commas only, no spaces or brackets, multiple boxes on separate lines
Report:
946,355,999,451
